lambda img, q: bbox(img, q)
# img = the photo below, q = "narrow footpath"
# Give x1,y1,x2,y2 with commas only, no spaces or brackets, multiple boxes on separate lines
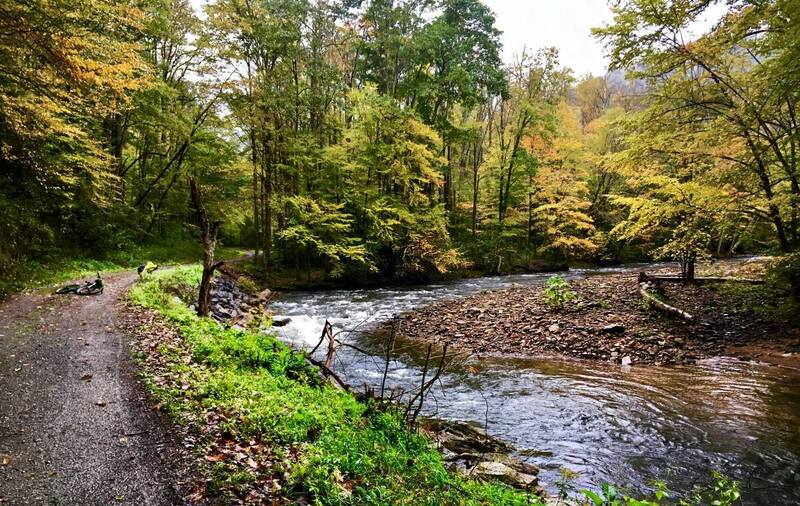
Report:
0,273,179,505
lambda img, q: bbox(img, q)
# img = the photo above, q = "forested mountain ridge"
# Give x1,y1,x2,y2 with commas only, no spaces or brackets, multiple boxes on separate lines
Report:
2,0,799,294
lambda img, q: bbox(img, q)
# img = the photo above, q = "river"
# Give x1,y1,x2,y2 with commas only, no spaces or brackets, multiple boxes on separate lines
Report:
268,265,800,504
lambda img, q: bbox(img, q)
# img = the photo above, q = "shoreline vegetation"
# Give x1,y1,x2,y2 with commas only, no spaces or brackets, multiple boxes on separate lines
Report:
125,266,541,505
123,265,742,504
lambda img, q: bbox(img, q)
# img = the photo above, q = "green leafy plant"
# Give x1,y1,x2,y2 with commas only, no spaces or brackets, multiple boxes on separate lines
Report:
767,253,800,300
556,467,580,501
582,483,621,506
682,471,741,506
542,275,578,310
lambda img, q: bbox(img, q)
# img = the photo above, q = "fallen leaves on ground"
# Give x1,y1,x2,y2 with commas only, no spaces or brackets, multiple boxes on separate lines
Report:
119,303,293,505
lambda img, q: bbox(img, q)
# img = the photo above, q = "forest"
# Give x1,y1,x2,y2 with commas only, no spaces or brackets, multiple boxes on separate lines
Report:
1,0,800,505
3,0,798,294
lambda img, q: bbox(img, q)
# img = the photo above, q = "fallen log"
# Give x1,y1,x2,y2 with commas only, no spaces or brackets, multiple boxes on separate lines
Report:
638,272,764,285
638,282,694,322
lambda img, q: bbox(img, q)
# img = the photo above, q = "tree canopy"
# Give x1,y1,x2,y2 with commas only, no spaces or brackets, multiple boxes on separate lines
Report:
2,0,798,286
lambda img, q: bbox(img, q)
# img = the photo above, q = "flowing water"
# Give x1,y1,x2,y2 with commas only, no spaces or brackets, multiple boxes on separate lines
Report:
269,266,800,504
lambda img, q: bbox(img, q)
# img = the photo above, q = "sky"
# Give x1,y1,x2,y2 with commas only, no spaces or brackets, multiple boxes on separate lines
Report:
483,0,614,77
188,0,729,79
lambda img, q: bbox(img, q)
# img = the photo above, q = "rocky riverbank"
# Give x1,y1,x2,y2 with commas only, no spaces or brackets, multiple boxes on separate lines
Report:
397,272,800,366
420,419,542,493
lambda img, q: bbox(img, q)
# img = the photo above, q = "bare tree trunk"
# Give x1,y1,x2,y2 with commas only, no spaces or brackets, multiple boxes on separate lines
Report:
471,141,480,237
190,178,223,317
686,255,695,282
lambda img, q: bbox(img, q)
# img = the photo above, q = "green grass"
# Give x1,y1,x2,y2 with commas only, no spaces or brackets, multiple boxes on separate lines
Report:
0,239,246,300
128,266,540,505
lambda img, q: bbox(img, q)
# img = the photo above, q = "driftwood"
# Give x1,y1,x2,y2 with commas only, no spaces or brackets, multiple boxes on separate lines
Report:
638,282,694,322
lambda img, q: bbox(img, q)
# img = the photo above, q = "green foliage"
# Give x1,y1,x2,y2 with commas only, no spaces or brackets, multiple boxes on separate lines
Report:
691,471,741,506
559,468,738,506
277,195,371,278
322,86,462,278
235,276,259,295
767,253,800,299
5,0,799,296
596,0,800,257
542,275,578,310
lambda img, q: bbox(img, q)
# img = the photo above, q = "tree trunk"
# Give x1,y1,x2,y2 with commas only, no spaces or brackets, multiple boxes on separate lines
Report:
190,178,223,317
471,141,480,237
686,253,695,282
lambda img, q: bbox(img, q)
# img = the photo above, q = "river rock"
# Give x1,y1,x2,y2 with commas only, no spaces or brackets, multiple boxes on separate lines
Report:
601,324,625,334
548,324,560,333
621,355,632,366
272,317,292,327
473,461,537,489
422,419,512,455
252,288,272,302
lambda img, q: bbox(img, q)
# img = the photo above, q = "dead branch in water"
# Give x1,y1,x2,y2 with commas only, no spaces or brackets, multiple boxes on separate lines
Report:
381,320,398,402
310,320,333,355
404,343,449,426
300,317,451,425
305,320,353,392
305,354,353,393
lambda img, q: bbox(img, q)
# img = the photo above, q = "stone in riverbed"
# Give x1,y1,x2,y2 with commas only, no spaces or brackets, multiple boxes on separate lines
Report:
473,461,537,489
548,323,560,333
272,317,292,327
621,355,632,366
601,324,625,334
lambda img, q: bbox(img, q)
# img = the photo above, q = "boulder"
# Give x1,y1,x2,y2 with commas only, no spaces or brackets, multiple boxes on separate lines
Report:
253,288,272,301
421,419,512,455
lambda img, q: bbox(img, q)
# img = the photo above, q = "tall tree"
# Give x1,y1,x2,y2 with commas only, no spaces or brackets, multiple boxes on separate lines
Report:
595,0,800,253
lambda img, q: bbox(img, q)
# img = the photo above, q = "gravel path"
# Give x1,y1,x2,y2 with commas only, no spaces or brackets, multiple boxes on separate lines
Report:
0,273,179,505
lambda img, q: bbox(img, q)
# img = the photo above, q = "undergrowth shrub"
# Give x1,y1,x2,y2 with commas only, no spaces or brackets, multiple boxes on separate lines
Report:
542,275,578,310
767,253,800,303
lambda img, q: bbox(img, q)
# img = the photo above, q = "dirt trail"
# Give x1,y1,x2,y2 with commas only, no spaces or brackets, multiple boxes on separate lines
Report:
0,273,179,505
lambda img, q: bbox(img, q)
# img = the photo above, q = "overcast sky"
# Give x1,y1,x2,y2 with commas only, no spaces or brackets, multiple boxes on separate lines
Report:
484,0,614,77
189,0,728,79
